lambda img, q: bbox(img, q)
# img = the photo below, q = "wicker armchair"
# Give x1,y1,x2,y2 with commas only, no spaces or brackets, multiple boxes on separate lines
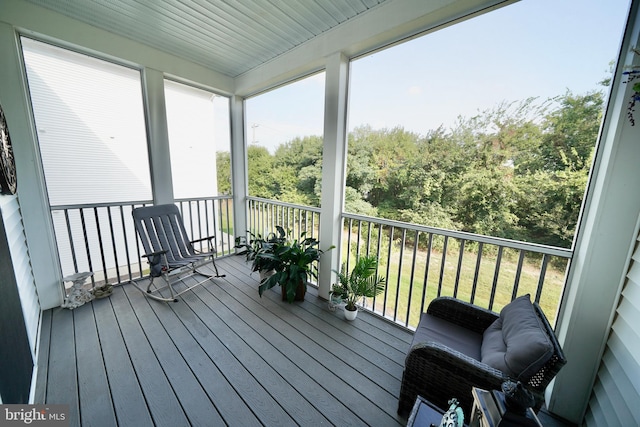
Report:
397,296,566,416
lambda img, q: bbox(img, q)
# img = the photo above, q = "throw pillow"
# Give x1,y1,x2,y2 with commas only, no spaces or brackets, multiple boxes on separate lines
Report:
481,294,554,380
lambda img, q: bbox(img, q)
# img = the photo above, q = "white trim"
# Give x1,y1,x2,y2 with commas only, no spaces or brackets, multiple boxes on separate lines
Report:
549,0,640,422
0,23,63,310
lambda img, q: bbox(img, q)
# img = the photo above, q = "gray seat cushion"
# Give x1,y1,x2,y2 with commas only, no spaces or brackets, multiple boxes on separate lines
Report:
412,313,483,360
480,294,554,380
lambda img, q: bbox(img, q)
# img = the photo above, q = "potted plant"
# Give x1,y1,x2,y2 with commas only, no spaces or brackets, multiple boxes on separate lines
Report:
334,255,386,320
235,227,287,280
256,228,333,303
328,282,348,311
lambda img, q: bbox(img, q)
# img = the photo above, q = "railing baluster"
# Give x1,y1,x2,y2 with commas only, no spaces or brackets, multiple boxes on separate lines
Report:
419,233,433,315
406,230,419,326
372,221,383,310
64,209,78,274
393,228,406,323
366,221,372,257
513,250,526,299
438,236,448,297
119,205,133,280
106,206,121,283
470,242,483,304
355,219,362,261
78,208,95,287
453,239,465,298
346,218,353,273
383,226,394,318
535,254,550,304
93,207,109,285
488,246,504,311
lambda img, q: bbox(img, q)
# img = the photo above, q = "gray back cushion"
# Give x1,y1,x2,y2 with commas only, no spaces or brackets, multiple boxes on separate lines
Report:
480,294,554,380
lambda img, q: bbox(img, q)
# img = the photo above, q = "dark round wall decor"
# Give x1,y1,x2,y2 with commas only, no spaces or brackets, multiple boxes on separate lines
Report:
0,104,17,195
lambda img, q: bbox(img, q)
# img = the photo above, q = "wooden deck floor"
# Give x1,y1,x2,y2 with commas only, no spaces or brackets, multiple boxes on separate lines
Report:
36,255,413,426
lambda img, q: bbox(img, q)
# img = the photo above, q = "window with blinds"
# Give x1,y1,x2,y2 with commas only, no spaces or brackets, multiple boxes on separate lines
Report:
21,37,151,206
164,79,230,199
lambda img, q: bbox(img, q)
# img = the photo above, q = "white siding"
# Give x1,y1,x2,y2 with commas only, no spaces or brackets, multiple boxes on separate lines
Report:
585,231,640,427
0,195,40,356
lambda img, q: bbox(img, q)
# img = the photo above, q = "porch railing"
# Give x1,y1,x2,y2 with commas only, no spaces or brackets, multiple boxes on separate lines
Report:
246,198,572,329
246,197,322,285
342,213,572,329
247,197,321,241
50,196,234,287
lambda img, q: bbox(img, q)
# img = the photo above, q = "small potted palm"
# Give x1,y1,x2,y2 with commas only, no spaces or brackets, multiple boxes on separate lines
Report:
334,255,386,320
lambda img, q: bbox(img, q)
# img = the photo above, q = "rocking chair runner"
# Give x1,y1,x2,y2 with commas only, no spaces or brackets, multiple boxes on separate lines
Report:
129,204,225,302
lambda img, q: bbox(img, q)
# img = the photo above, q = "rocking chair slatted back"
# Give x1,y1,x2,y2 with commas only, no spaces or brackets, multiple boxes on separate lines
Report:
129,203,225,302
134,204,197,267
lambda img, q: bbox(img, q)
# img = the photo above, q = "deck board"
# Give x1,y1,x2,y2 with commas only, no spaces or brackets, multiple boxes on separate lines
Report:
73,303,117,426
121,284,227,426
41,256,413,426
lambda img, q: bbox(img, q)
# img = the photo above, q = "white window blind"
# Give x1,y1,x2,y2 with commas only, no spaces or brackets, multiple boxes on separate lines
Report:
21,38,151,206
164,79,230,199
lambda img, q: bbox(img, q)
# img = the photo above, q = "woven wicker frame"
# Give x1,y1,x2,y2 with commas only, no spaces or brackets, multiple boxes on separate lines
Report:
397,297,566,417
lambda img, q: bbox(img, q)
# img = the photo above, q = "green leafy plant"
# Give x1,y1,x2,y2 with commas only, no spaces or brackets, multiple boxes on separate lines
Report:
256,227,333,303
334,255,386,311
623,69,640,126
235,227,287,273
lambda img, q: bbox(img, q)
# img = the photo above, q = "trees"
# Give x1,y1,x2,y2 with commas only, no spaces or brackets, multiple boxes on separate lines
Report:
232,87,602,248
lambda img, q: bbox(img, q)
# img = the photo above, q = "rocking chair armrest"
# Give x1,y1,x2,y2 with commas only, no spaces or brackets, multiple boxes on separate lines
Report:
191,235,216,244
142,249,168,259
191,235,217,254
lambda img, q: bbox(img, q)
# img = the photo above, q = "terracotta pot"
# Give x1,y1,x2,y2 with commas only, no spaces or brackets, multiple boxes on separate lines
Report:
281,280,306,301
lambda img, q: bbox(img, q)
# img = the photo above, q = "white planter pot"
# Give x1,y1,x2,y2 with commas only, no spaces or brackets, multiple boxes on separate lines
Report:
344,307,358,321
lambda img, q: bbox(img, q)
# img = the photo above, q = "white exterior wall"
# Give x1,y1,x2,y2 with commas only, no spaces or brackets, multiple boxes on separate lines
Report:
0,195,39,355
584,220,640,426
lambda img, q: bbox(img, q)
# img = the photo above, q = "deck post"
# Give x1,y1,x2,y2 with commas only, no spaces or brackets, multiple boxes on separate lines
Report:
142,68,174,205
319,52,349,299
230,95,248,249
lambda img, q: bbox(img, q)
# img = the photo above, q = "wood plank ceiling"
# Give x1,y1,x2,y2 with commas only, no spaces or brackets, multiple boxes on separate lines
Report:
23,0,388,78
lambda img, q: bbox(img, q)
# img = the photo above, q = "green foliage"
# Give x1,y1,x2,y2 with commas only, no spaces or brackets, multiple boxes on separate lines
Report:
256,227,333,303
244,88,603,249
334,255,386,311
216,151,231,195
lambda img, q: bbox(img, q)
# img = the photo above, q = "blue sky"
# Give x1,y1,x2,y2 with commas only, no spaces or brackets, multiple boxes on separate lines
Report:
246,0,631,153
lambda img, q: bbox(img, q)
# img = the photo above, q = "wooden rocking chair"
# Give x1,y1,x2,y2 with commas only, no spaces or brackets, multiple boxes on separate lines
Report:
129,204,225,302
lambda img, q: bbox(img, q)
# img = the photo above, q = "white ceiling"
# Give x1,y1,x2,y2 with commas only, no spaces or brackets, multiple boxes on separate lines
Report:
23,0,389,78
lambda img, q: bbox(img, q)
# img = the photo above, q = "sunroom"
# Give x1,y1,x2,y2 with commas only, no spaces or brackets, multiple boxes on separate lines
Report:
0,0,639,426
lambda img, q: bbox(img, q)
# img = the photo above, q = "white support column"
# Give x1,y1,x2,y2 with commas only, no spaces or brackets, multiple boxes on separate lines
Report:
230,95,248,245
0,24,63,309
142,68,174,205
318,52,349,299
548,1,640,423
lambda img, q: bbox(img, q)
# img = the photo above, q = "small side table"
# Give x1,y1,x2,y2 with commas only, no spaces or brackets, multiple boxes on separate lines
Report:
406,395,444,427
469,388,542,427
